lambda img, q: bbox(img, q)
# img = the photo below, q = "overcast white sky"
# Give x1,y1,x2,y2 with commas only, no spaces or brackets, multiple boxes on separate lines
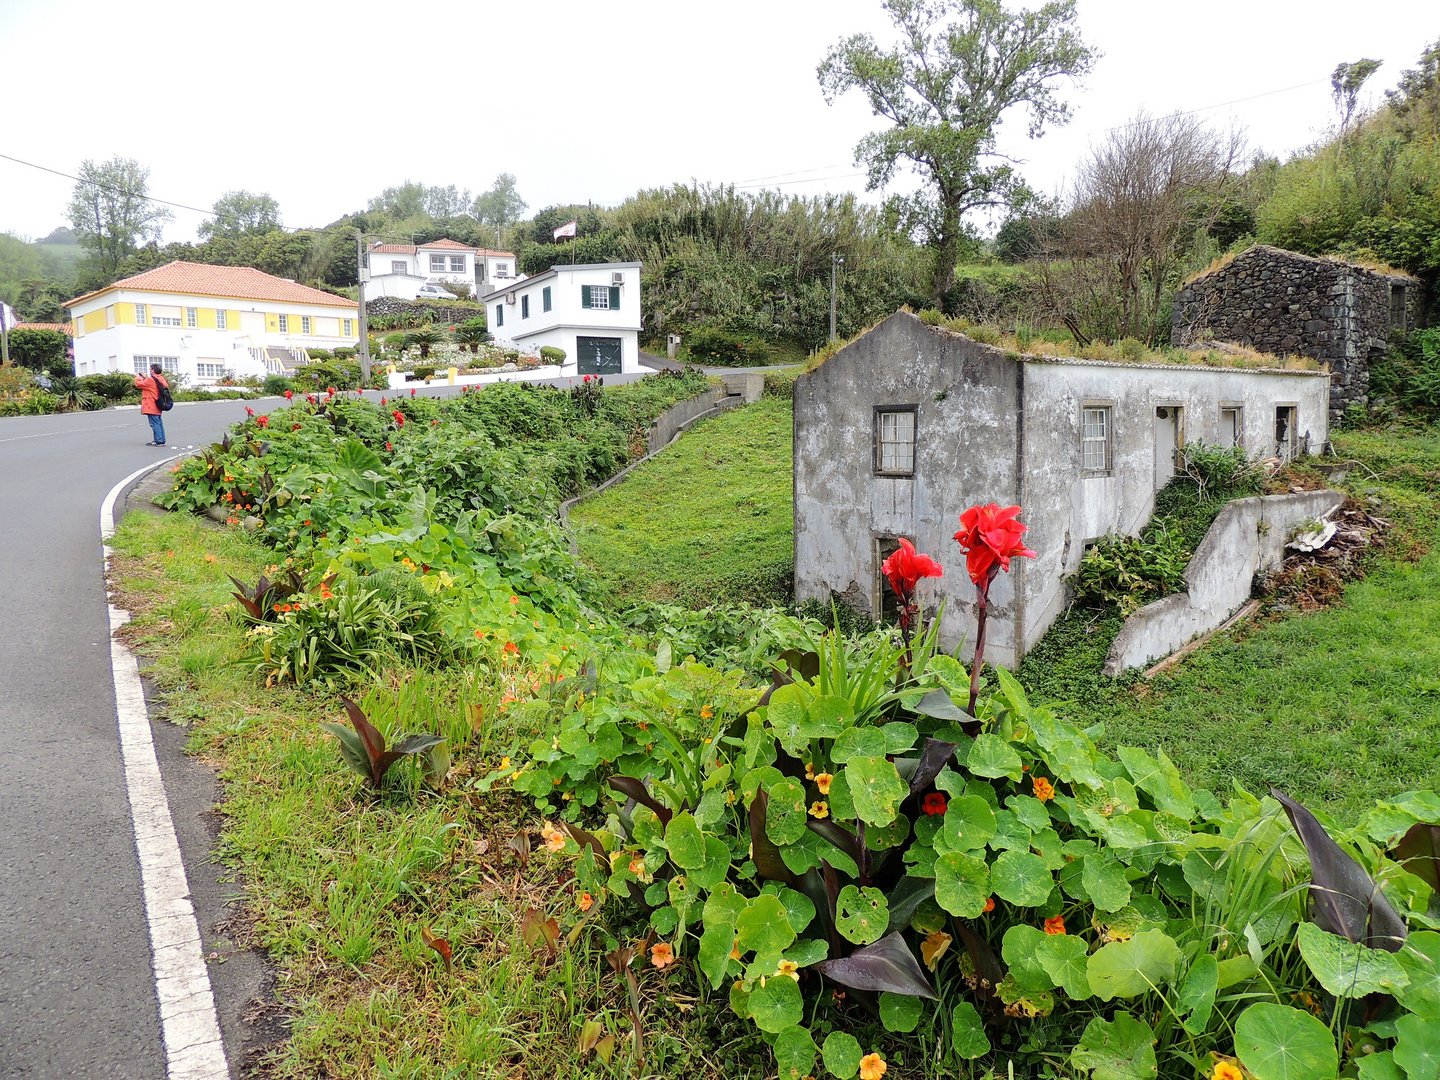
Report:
1,0,1434,244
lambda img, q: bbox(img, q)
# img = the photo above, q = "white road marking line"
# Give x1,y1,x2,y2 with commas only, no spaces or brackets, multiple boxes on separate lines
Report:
0,422,136,443
102,458,230,1080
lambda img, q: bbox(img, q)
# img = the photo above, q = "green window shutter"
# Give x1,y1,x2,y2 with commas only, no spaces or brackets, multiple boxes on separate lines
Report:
581,285,592,309
495,304,503,327
609,286,621,310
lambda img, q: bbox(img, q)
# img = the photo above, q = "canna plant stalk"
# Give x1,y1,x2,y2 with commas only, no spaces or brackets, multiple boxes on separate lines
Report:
953,504,1037,716
880,538,943,668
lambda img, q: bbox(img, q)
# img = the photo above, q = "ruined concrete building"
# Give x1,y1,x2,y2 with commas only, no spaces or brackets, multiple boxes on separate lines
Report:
793,311,1331,667
1171,245,1425,424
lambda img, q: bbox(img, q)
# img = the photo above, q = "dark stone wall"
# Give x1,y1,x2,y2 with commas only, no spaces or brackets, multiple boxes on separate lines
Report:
363,296,482,324
1171,245,1423,424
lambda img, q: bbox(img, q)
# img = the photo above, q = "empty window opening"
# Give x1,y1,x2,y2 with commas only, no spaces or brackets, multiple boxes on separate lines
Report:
1275,406,1297,461
1154,406,1181,489
1390,284,1408,331
1082,406,1111,474
875,536,906,624
1220,407,1242,449
875,408,916,475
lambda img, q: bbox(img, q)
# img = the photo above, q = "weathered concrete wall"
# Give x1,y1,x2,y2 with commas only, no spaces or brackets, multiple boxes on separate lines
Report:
1103,488,1346,674
794,313,1023,664
1171,245,1424,425
794,311,1331,668
647,386,731,454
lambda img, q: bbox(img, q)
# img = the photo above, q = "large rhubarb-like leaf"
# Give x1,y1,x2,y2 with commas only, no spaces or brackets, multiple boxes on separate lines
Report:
815,932,937,999
1273,787,1408,951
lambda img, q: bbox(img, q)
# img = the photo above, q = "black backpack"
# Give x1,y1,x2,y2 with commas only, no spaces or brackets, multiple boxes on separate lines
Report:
157,381,174,412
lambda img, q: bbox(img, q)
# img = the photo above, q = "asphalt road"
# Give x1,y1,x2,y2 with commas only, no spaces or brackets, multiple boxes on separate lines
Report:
0,373,670,1076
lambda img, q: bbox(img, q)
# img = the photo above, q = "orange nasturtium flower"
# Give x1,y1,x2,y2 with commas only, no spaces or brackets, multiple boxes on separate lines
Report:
650,942,675,969
700,704,713,721
805,761,816,780
982,896,996,913
1212,1063,1244,1080
540,822,566,853
576,892,594,912
809,801,830,820
1032,775,1056,802
815,772,834,795
921,930,952,971
859,1052,888,1080
1044,915,1067,935
774,959,800,980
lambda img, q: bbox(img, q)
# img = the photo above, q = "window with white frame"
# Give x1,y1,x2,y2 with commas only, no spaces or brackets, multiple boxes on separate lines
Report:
430,254,446,272
133,355,179,374
521,294,530,318
584,285,610,310
343,319,353,336
449,255,465,272
542,286,552,312
196,362,226,379
875,408,916,475
1081,406,1112,474
278,314,289,332
215,309,227,329
391,260,407,275
1220,406,1243,449
134,303,147,325
495,303,503,327
495,263,509,277
301,315,311,334
152,315,181,326
186,307,197,328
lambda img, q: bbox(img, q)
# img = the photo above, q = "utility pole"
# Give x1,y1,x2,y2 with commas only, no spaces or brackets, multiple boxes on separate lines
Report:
0,302,11,367
829,253,845,342
355,229,371,386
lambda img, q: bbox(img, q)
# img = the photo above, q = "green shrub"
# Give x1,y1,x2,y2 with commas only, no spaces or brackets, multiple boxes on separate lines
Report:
264,374,294,396
683,327,775,367
6,327,67,372
1372,328,1440,410
539,345,566,363
763,367,800,398
411,366,436,381
290,360,362,391
80,372,139,400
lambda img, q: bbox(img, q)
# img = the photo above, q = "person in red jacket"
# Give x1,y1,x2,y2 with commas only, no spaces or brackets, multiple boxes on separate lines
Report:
134,363,169,446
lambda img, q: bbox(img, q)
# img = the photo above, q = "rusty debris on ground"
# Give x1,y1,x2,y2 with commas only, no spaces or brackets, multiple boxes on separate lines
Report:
1258,499,1395,612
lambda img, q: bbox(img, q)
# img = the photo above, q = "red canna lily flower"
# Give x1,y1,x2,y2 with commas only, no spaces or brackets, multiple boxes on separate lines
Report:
921,793,948,816
284,389,293,400
292,423,300,431
256,415,269,427
881,538,943,600
326,386,336,396
380,397,387,406
392,410,405,426
245,406,255,416
386,442,393,451
953,504,1037,588
410,388,417,397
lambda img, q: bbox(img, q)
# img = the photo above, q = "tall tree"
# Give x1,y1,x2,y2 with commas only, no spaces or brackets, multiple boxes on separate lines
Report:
472,173,527,237
201,190,282,239
67,157,173,279
1332,58,1383,138
819,0,1096,306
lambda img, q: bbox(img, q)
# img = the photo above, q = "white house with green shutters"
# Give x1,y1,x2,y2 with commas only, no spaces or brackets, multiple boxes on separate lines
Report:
481,262,642,376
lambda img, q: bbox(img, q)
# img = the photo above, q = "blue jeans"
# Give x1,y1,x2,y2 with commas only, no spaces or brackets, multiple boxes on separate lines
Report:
146,413,166,444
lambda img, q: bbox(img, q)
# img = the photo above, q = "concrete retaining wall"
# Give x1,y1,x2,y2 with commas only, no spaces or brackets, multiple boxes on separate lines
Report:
1103,488,1346,675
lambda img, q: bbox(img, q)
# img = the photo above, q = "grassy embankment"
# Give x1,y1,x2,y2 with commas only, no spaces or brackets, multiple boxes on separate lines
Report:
570,394,795,609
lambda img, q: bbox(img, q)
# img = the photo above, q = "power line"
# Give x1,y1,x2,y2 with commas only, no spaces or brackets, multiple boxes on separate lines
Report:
736,169,870,191
1082,77,1331,136
732,161,855,185
0,152,217,217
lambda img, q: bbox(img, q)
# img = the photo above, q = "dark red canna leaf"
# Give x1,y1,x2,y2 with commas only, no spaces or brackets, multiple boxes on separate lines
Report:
908,738,960,796
1395,822,1440,894
608,776,673,827
564,821,607,860
815,932,937,999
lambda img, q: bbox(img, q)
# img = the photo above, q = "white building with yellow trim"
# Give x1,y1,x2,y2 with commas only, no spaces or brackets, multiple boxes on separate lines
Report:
66,262,360,384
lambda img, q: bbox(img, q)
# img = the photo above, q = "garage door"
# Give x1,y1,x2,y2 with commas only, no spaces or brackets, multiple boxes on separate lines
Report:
577,336,622,375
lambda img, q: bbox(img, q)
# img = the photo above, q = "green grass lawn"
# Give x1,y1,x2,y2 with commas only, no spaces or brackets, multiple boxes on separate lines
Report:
570,395,794,608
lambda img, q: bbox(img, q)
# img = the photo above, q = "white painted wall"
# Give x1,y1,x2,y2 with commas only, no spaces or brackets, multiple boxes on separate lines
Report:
484,263,643,375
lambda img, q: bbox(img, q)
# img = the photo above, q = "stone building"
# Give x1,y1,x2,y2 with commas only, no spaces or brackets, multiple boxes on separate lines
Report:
793,311,1331,667
1171,245,1424,424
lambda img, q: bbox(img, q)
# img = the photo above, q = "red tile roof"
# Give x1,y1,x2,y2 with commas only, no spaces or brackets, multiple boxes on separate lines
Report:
67,262,358,310
13,321,73,334
476,249,516,258
370,243,417,254
418,238,475,251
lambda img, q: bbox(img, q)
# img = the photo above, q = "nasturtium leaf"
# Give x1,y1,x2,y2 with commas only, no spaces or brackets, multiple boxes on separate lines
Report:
845,756,908,827
1035,932,1092,999
1395,930,1440,1018
967,733,1024,781
1296,921,1410,998
704,881,748,928
694,787,726,828
729,978,750,1019
943,795,997,851
1117,745,1194,820
766,695,810,755
988,809,1034,853
826,768,857,819
1032,827,1068,870
1175,953,1218,1034
1217,954,1259,988
881,721,919,753
735,893,795,957
783,937,830,968
663,812,708,871
934,850,991,917
1030,713,1105,789
1395,1013,1440,1080
991,850,1054,907
689,836,732,891
1086,929,1180,1001
747,975,803,1032
934,766,968,798
649,905,678,934
1083,851,1134,913
1070,1012,1158,1080
777,887,816,935
823,1031,863,1078
772,1024,818,1080
645,880,669,907
951,1001,991,1059
799,694,852,740
698,921,737,988
866,814,911,850
1234,1002,1339,1080
1392,790,1440,823
1008,793,1052,832
668,874,700,914
832,726,887,763
1060,857,1091,901
741,766,784,802
879,991,923,1032
766,779,809,846
836,885,889,945
1002,925,1057,993
1356,1051,1406,1080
